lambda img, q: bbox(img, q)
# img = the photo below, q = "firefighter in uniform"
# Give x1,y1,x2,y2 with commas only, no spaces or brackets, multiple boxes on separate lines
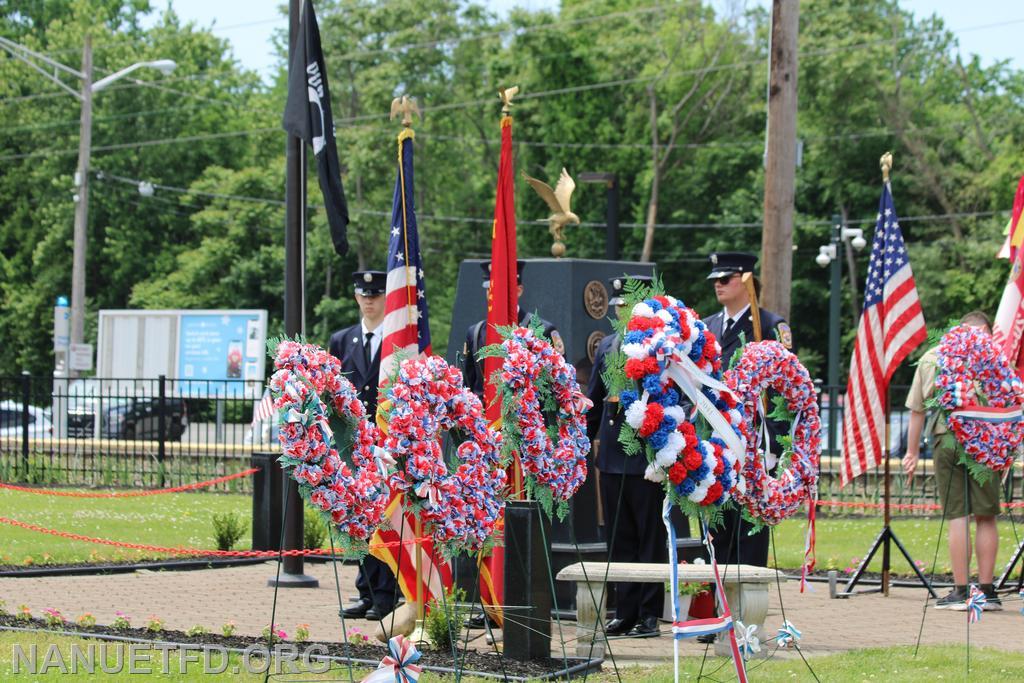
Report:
587,274,665,638
328,270,400,621
461,260,563,400
698,252,792,641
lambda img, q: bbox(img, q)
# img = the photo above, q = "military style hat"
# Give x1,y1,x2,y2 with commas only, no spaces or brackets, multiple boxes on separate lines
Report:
352,270,387,296
706,251,757,280
608,274,654,306
480,260,525,289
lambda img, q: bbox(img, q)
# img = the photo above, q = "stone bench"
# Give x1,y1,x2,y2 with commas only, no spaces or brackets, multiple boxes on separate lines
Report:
556,562,781,658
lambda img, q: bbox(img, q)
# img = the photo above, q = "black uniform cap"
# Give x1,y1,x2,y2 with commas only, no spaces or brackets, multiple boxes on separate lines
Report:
608,274,654,306
707,252,757,280
480,260,525,289
352,270,387,296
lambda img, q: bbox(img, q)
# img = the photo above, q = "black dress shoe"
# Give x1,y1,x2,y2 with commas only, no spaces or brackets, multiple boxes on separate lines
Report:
342,599,372,618
463,612,499,629
696,633,716,645
629,616,660,638
605,618,635,636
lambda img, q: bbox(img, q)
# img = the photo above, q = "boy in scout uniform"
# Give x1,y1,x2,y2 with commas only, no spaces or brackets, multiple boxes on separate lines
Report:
902,311,1002,611
328,271,400,621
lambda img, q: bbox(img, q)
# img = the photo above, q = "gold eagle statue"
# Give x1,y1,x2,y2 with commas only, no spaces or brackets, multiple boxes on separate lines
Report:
523,167,579,257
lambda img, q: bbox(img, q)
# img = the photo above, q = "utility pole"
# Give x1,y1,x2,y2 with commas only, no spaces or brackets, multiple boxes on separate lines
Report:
760,0,799,319
70,35,93,375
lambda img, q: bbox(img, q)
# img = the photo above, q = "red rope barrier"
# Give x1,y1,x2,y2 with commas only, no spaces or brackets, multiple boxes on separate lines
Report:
0,515,432,557
0,468,259,498
815,499,1024,512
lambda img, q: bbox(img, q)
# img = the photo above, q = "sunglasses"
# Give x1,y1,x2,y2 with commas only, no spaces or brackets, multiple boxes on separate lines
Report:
715,274,738,285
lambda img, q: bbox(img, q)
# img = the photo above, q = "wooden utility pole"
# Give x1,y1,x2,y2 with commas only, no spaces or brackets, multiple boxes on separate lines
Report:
70,35,92,377
760,0,799,319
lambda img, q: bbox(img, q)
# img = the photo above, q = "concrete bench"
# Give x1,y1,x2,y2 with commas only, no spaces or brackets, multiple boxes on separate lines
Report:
556,562,781,658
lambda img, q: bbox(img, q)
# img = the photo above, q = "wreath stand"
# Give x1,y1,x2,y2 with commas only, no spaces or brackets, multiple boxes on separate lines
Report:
841,400,937,598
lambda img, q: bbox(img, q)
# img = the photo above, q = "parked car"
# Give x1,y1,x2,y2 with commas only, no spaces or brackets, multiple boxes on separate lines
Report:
101,398,188,441
0,401,53,439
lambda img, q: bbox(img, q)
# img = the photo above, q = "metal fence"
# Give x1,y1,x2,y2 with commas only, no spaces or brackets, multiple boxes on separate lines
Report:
0,374,274,491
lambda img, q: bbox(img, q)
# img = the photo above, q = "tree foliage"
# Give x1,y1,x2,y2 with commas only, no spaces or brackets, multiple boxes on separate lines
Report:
1,0,1021,388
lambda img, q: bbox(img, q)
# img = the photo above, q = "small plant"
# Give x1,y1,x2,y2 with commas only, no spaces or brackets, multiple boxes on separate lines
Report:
185,624,210,637
15,605,31,622
424,586,467,650
111,611,132,630
294,623,310,643
0,599,8,616
304,512,327,550
262,624,288,643
145,615,164,633
678,581,711,597
211,511,246,551
346,627,369,645
77,613,97,628
42,608,65,628
221,621,237,637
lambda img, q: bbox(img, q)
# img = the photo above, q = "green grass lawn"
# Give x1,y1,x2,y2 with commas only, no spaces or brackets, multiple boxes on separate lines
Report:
0,632,1020,681
0,488,250,566
0,484,1022,579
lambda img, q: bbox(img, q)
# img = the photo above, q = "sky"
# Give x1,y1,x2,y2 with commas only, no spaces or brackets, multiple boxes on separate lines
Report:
141,0,1024,83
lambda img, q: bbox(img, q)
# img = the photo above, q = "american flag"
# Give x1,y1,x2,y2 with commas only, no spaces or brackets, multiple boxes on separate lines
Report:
841,182,927,485
369,128,451,606
379,129,431,382
251,391,274,425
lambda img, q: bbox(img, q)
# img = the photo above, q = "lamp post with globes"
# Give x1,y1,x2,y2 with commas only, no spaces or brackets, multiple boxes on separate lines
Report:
0,36,175,375
816,214,866,458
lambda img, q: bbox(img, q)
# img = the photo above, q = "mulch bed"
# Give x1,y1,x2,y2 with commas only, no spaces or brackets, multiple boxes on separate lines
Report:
0,614,592,679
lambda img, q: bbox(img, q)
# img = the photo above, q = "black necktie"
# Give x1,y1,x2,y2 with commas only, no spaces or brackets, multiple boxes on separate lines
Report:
363,332,374,367
724,318,735,337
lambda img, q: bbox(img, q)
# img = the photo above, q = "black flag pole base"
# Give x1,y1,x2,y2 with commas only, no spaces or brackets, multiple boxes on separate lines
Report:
996,538,1024,591
267,571,320,588
840,524,938,599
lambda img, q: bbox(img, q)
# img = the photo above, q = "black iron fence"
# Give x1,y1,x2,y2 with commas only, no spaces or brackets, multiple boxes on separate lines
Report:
0,374,275,491
1,375,1020,506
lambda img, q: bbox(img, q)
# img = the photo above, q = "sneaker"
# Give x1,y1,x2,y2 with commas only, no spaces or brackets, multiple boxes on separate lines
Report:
934,588,967,611
982,590,1003,611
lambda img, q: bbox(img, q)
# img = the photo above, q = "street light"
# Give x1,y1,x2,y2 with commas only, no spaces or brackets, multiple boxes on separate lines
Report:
816,216,866,458
0,36,175,374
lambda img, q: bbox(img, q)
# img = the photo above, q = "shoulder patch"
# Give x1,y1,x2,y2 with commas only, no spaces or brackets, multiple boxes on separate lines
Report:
776,322,792,349
550,329,565,355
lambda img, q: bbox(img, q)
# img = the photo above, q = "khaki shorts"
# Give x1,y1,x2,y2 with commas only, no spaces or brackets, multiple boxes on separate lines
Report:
932,438,1001,518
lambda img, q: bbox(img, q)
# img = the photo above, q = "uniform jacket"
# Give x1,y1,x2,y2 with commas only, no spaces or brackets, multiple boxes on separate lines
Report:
462,309,560,399
328,323,382,416
703,306,791,366
586,333,648,476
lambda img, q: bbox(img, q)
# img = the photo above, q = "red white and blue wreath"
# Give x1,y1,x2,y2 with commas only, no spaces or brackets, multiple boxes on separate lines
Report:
379,355,505,553
725,341,821,527
935,324,1024,482
482,322,591,518
613,292,747,520
268,340,390,552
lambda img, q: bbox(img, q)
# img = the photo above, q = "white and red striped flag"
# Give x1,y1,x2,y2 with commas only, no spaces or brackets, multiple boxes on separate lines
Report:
841,181,927,485
993,174,1024,379
370,127,452,605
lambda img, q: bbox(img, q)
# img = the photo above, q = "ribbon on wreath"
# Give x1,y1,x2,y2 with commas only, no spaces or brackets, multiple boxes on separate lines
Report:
361,634,423,683
662,499,748,683
776,620,802,648
967,585,986,624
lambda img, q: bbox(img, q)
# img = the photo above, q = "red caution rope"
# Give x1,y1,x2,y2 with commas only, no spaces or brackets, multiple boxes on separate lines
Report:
815,499,1024,512
0,468,259,498
0,515,432,557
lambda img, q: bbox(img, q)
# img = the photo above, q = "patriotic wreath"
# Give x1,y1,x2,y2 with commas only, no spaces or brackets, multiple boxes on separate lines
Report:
725,341,821,526
379,355,505,552
268,340,390,549
485,324,591,517
617,293,747,517
935,325,1024,476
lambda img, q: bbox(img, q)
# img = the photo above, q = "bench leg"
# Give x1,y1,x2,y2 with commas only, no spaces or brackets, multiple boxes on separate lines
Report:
574,581,607,659
714,583,769,659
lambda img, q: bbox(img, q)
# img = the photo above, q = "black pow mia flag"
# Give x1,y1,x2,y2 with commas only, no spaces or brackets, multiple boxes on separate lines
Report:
283,0,349,256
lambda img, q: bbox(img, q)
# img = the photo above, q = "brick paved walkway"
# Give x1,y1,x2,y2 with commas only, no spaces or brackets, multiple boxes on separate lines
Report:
0,561,1019,662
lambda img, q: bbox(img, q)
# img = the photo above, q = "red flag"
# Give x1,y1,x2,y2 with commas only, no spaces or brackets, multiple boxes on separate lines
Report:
479,114,519,626
841,182,927,485
993,174,1024,379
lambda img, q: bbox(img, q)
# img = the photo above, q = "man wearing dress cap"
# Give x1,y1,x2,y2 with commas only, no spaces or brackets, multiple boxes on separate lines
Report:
328,270,399,621
586,274,666,638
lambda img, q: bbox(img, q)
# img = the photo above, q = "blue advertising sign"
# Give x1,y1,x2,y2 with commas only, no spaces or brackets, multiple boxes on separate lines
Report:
178,313,265,396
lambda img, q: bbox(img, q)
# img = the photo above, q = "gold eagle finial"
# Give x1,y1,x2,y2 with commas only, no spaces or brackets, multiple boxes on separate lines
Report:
390,95,420,127
880,151,893,183
523,167,580,258
499,86,519,114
